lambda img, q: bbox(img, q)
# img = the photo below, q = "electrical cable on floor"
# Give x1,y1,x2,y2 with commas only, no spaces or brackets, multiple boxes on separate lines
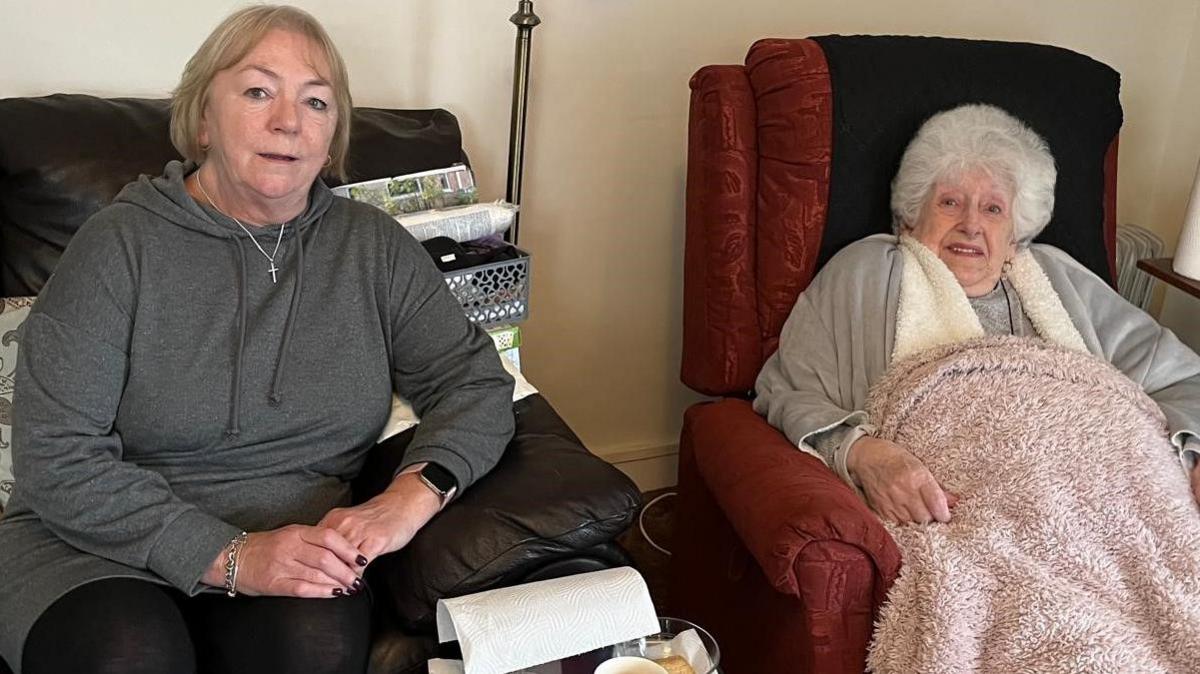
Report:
638,491,677,556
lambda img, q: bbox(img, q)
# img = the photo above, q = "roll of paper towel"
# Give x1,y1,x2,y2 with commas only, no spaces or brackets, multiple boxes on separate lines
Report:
1173,159,1200,280
436,566,660,674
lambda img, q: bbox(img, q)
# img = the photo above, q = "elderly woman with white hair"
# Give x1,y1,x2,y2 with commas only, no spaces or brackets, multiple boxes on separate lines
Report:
755,103,1200,526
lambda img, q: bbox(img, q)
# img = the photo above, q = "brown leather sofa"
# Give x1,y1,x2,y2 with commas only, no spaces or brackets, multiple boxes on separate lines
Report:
669,35,1122,673
0,94,642,674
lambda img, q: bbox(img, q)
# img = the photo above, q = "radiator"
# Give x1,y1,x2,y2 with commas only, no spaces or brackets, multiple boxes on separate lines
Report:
1115,223,1163,311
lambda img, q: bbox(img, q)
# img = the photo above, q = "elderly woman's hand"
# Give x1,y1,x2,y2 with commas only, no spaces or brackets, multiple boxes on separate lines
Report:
317,472,442,566
847,436,959,525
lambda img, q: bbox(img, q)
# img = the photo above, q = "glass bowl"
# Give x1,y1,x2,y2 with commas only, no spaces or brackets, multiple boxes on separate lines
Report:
606,617,720,674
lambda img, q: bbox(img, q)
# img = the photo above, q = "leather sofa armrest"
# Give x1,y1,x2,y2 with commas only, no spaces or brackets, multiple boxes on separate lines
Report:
683,399,901,603
354,394,642,631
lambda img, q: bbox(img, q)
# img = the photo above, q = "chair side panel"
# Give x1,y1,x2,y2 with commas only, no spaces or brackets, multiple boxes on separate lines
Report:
745,39,833,360
682,65,763,395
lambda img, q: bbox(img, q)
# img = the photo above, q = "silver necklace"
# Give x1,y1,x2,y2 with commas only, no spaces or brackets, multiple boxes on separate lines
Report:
196,177,287,283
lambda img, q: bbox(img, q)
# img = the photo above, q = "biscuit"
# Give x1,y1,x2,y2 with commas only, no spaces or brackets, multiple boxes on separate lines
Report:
653,655,696,674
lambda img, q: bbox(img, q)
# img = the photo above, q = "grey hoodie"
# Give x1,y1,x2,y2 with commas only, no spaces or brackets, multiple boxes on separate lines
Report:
0,161,514,670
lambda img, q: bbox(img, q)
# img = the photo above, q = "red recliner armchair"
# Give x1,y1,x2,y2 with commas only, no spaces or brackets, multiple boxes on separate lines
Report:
669,36,1122,673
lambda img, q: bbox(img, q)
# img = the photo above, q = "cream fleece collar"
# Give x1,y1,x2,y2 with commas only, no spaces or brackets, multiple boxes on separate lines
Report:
893,235,1086,362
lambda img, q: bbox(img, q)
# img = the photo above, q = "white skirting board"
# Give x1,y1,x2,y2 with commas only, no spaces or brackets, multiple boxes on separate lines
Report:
604,443,678,492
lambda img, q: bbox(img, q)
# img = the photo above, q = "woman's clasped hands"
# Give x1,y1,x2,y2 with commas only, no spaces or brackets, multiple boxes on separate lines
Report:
203,471,442,598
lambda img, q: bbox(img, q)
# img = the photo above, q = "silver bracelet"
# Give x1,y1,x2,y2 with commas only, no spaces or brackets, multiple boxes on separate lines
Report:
224,531,249,598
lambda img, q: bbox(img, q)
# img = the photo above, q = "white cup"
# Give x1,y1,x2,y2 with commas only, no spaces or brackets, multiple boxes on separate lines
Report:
593,656,668,674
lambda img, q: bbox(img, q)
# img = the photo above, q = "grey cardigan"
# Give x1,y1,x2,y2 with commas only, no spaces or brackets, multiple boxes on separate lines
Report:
0,161,515,670
755,234,1200,467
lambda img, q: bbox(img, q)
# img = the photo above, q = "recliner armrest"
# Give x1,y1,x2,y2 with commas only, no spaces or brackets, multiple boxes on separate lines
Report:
683,399,901,603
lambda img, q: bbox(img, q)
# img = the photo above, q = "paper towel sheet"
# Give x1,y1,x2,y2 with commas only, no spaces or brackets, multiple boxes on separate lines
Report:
436,566,659,674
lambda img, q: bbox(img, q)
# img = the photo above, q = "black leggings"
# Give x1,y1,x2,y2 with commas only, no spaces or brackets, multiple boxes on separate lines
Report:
19,578,372,674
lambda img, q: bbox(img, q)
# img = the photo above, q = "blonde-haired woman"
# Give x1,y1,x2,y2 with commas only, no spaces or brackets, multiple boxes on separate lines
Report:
0,6,514,673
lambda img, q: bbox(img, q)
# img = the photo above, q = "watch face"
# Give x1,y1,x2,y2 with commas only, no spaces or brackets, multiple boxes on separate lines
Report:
420,463,458,494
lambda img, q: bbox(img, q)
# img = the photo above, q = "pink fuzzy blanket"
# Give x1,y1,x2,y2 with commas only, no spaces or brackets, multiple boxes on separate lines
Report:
865,336,1200,673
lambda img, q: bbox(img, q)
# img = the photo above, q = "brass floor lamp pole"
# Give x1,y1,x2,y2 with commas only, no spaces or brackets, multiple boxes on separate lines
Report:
506,0,540,246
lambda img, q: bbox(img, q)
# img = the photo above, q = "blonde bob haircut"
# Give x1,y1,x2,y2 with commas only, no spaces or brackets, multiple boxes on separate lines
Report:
170,5,353,180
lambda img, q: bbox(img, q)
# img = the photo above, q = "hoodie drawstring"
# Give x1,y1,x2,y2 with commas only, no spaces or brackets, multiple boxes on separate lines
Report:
269,227,304,405
226,225,304,433
226,236,250,437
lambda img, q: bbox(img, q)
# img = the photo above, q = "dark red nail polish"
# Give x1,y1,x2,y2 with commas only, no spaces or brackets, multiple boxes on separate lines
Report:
352,578,363,590
356,555,368,567
332,588,343,597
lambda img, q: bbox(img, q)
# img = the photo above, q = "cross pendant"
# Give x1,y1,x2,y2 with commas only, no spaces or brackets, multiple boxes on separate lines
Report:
268,263,279,283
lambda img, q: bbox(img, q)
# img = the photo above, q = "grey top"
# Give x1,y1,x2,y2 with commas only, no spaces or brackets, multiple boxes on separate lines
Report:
755,234,1200,489
0,161,515,671
967,278,1037,338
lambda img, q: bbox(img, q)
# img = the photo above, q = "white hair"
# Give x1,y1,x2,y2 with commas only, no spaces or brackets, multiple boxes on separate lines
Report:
890,104,1057,246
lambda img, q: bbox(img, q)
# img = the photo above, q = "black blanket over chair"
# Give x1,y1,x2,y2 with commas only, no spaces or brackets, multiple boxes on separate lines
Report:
813,35,1122,282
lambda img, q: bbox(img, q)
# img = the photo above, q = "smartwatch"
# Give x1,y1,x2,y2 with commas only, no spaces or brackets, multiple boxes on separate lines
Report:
417,462,458,501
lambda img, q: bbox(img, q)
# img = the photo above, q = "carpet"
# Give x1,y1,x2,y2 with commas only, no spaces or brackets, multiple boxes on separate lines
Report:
616,488,676,614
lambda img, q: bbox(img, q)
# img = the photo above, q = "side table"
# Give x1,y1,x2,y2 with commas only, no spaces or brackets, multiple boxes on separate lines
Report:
431,616,720,674
1137,257,1200,301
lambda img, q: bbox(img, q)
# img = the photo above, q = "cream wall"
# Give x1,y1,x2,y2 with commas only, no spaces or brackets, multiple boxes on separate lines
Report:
1152,5,1200,353
3,1,1200,486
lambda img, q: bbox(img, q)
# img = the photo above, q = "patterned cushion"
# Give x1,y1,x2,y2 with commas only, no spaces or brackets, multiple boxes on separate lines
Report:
0,297,35,513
